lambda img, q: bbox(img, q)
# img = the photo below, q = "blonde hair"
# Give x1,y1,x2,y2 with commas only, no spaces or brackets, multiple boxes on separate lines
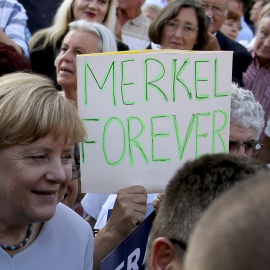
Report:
261,5,270,17
30,0,116,52
0,72,87,147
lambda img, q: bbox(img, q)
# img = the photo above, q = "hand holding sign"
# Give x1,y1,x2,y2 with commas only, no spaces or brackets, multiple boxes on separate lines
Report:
108,185,148,237
153,193,165,213
93,185,147,270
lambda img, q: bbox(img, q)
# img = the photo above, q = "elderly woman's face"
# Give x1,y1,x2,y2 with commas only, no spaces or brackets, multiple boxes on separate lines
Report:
160,7,199,50
73,0,109,23
0,132,73,224
57,29,101,101
229,125,256,157
254,16,270,66
60,159,79,208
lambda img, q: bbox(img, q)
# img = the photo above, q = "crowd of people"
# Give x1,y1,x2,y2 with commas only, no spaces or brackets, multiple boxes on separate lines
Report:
0,0,270,269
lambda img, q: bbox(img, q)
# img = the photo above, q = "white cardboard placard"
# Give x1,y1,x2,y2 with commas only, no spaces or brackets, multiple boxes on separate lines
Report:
77,50,233,193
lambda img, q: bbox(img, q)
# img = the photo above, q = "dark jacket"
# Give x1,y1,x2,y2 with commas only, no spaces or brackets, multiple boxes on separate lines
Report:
216,31,252,86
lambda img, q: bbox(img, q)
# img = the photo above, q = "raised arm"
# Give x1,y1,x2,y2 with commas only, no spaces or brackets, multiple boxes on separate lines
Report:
93,185,147,270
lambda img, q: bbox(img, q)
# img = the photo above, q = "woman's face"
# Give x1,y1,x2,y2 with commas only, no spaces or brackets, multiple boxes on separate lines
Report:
73,0,110,23
0,132,73,226
254,16,270,66
160,7,199,50
56,29,101,101
60,160,79,208
220,19,241,40
229,125,256,157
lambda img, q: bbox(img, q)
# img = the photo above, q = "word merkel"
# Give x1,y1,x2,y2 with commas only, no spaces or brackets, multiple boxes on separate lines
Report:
82,56,228,107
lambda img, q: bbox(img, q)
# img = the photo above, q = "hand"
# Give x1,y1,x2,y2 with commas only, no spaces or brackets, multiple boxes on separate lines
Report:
93,186,147,270
153,193,165,213
106,185,147,238
204,33,221,51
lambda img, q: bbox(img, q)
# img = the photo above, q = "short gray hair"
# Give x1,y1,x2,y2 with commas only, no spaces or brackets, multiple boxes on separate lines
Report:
230,83,265,140
68,20,117,53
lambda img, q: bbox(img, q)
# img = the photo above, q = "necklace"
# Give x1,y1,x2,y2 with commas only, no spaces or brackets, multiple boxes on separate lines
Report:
0,224,33,250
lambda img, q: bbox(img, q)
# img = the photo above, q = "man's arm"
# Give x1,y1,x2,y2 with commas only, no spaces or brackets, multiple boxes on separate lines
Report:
93,186,147,270
1,1,30,56
0,28,23,54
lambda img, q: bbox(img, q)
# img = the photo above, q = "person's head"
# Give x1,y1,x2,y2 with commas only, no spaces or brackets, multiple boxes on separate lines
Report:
142,4,162,20
250,0,266,26
148,0,209,50
254,12,270,66
117,0,145,12
147,153,268,270
29,0,116,51
261,2,270,17
229,83,264,157
229,0,253,16
0,42,31,76
184,170,270,270
56,20,117,102
72,0,116,30
220,9,241,40
200,0,229,34
61,144,81,208
0,72,86,225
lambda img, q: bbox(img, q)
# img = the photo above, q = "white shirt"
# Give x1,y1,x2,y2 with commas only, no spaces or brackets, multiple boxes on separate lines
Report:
0,203,94,269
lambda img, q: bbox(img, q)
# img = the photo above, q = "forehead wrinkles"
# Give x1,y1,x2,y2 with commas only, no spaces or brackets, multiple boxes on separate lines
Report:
201,0,228,7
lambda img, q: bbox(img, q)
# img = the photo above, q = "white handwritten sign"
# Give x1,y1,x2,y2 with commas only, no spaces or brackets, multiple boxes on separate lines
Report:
77,50,233,193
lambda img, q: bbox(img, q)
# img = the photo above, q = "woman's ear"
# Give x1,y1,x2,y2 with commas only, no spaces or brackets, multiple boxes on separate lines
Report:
150,237,183,270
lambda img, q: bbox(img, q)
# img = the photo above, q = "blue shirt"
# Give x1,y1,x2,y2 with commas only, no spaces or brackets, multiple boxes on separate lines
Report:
236,16,254,47
0,0,30,56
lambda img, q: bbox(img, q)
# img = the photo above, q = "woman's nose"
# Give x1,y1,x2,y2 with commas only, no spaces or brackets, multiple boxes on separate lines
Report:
88,0,97,9
174,26,184,38
237,145,247,156
61,50,73,62
45,161,69,184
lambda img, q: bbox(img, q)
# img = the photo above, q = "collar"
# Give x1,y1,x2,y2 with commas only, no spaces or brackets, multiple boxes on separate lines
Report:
251,48,270,69
130,12,145,26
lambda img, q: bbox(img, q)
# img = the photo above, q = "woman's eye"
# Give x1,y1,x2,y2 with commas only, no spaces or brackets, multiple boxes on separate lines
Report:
75,50,84,55
261,30,268,37
61,155,73,162
168,22,176,27
185,26,193,31
61,47,68,53
30,155,46,161
213,6,221,12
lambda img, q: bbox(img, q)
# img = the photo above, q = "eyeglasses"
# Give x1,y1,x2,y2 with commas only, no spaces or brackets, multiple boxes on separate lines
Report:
201,3,228,16
71,165,80,180
170,238,187,251
165,20,199,36
224,21,242,31
229,140,263,156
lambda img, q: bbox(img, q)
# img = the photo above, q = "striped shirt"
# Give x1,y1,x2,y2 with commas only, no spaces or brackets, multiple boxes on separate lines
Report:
243,51,270,124
0,0,30,57
121,12,151,50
